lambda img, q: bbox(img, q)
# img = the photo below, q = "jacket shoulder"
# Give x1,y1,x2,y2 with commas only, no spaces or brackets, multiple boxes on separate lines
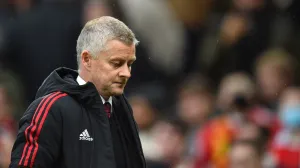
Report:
52,92,78,104
26,92,78,116
22,92,68,118
48,92,81,112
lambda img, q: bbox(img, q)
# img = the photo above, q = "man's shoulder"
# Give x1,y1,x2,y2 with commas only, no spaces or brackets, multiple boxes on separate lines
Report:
30,92,79,113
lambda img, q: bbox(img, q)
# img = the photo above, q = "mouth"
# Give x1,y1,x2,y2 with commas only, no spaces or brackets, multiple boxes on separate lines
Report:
114,82,126,85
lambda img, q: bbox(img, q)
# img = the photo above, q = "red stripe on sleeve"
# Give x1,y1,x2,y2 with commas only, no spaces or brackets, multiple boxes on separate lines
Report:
19,94,49,165
29,93,67,167
19,92,62,166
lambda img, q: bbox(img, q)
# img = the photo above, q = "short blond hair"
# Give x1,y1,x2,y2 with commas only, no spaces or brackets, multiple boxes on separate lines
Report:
255,48,295,76
76,16,139,67
219,72,255,99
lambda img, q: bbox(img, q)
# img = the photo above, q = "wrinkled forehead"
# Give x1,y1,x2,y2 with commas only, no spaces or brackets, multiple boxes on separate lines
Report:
102,40,136,58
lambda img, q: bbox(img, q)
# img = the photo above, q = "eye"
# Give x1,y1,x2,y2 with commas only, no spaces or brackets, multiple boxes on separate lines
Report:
111,61,122,68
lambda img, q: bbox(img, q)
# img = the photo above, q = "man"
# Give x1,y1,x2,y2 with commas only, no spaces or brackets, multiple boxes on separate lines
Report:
9,16,146,168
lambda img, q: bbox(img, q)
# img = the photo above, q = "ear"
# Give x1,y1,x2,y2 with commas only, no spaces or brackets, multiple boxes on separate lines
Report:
81,50,92,71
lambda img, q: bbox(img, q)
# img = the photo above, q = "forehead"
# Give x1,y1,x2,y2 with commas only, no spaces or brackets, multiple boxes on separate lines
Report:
103,40,136,59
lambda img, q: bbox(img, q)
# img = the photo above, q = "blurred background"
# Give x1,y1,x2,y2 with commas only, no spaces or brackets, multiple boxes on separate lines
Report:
1,0,300,167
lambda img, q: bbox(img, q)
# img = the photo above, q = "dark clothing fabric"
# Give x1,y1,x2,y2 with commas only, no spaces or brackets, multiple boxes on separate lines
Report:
146,160,169,168
9,67,146,168
113,101,144,168
109,111,128,168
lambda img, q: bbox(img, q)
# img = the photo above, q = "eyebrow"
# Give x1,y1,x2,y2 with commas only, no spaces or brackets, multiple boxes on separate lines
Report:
110,56,136,62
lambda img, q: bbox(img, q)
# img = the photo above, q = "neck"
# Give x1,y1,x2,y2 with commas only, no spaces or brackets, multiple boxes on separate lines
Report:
78,69,111,100
101,94,110,101
78,69,91,83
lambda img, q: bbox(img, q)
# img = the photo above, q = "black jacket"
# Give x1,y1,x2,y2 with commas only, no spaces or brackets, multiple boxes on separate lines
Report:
9,67,146,168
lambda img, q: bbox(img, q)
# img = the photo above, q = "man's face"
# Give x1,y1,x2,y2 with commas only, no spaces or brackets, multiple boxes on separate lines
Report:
257,64,286,102
178,91,213,125
90,40,136,98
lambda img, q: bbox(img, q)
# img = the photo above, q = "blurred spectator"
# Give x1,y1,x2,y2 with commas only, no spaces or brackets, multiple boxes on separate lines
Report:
0,128,15,168
193,72,274,168
148,117,188,168
0,70,23,168
1,0,300,167
229,140,264,168
119,0,215,77
255,48,295,111
0,70,23,129
130,95,156,131
129,94,158,161
270,87,300,167
235,121,275,167
177,74,214,127
216,72,255,114
176,73,214,159
236,121,269,144
118,0,185,76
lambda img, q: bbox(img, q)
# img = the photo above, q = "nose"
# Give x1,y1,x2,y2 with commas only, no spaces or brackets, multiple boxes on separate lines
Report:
119,65,131,78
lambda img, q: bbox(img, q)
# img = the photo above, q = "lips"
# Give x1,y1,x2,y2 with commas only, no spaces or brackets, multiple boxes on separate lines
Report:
115,82,126,85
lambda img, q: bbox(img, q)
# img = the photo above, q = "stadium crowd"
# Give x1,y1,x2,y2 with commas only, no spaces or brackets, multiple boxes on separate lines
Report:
1,0,300,167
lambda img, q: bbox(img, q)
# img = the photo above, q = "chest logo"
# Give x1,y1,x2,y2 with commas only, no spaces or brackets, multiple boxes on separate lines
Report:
79,129,93,141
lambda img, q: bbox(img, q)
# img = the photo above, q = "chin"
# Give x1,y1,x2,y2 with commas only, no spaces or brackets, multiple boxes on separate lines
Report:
111,89,124,96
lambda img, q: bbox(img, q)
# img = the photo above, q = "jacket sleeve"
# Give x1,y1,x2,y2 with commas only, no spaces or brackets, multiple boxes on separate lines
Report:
9,92,67,168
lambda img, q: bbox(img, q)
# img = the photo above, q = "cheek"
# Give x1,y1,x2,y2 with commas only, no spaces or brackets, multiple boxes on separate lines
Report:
93,67,109,80
90,68,107,88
